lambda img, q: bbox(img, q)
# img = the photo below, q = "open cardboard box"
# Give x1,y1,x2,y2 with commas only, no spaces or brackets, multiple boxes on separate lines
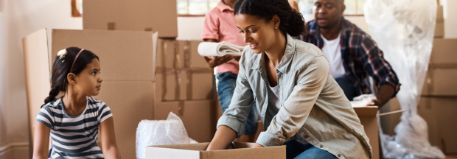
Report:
153,38,218,142
23,29,158,159
353,106,380,159
83,0,178,38
145,142,286,159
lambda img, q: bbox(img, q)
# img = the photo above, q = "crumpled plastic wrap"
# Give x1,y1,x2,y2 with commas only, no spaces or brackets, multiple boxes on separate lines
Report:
350,94,377,107
136,112,197,159
364,0,445,158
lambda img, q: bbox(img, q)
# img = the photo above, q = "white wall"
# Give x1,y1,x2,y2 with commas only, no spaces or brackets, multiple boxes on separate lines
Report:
0,0,81,158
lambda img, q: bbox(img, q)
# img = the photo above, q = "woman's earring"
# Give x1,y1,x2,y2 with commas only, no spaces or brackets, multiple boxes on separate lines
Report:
275,26,278,29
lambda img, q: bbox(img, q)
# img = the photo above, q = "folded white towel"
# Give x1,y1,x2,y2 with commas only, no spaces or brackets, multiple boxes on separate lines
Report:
198,41,245,57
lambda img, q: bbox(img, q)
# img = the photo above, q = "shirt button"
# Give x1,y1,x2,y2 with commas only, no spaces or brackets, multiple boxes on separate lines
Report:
304,135,309,138
338,154,341,157
319,145,324,148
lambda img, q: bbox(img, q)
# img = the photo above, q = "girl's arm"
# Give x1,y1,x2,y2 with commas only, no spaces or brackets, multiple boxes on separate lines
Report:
100,117,121,159
33,121,50,159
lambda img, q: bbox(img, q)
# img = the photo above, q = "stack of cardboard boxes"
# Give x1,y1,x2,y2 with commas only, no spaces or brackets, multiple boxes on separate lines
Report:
383,3,457,155
23,0,217,158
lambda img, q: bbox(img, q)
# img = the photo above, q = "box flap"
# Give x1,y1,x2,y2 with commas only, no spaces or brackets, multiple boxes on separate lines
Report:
202,145,286,159
83,0,177,38
146,147,200,159
353,106,378,117
22,28,51,142
51,29,156,81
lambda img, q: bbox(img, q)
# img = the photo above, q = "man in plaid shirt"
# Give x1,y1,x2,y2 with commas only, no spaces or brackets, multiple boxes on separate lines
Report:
300,0,400,107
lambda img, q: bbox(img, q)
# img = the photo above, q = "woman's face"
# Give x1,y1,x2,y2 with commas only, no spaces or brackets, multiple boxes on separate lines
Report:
235,14,277,54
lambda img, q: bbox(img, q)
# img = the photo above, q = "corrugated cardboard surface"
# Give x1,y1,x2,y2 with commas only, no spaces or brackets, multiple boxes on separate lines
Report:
435,5,444,38
83,0,177,38
154,100,216,142
145,142,286,159
23,29,158,159
155,39,215,101
422,68,457,96
51,29,157,81
354,106,379,159
419,97,457,154
429,39,457,66
22,29,52,154
96,81,154,158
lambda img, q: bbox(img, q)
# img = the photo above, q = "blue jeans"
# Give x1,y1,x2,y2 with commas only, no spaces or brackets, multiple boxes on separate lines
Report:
284,140,337,159
335,77,357,101
217,72,258,135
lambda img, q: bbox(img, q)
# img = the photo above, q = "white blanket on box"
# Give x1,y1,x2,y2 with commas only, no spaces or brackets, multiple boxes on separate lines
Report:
198,41,245,57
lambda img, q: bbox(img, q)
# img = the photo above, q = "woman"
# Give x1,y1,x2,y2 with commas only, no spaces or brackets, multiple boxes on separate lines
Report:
206,0,372,158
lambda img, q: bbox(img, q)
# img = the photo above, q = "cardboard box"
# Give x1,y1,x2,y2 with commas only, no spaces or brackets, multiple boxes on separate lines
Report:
429,39,457,66
422,68,457,96
83,0,178,38
435,5,444,38
154,100,217,142
155,39,215,101
153,39,217,142
418,97,457,154
354,106,380,159
23,29,158,159
145,142,286,159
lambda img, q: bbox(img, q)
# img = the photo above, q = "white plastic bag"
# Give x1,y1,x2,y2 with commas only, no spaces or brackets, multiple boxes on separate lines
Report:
364,0,445,158
135,112,197,159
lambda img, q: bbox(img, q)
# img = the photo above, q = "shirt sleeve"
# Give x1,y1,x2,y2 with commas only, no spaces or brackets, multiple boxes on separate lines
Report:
216,49,255,137
358,34,401,95
201,10,220,41
256,56,329,146
98,103,113,123
36,106,55,129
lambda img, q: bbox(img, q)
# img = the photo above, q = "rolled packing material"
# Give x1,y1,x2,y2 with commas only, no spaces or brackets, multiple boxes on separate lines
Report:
198,41,245,57
136,112,196,159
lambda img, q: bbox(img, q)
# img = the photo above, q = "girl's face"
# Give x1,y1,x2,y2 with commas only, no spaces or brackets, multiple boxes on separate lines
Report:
235,14,277,54
74,58,103,96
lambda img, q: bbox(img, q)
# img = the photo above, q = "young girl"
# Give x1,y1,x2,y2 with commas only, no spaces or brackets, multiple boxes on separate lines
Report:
206,0,372,158
33,47,121,159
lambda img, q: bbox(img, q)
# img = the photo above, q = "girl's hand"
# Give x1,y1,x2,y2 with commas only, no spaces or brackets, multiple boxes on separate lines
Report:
203,55,234,68
252,143,264,148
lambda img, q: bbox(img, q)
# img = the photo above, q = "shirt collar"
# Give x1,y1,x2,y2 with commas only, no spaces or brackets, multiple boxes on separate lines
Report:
217,0,234,12
252,34,296,73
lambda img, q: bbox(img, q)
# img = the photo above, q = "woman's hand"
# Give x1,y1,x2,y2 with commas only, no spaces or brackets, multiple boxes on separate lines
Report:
252,143,264,148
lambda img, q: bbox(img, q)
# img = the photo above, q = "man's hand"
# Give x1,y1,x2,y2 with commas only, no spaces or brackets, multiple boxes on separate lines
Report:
203,55,234,68
367,84,396,108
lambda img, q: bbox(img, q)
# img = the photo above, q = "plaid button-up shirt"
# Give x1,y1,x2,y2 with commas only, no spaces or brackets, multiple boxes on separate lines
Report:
300,18,400,96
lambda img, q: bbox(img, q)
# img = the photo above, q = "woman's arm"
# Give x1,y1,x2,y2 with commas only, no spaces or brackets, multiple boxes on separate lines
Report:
206,126,237,150
257,56,329,147
33,121,50,159
100,117,121,159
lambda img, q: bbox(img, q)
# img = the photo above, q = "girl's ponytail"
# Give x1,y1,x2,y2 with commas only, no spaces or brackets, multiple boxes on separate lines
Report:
44,86,61,104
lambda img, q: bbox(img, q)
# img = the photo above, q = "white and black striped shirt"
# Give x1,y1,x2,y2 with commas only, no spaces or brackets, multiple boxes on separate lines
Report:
36,96,112,159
